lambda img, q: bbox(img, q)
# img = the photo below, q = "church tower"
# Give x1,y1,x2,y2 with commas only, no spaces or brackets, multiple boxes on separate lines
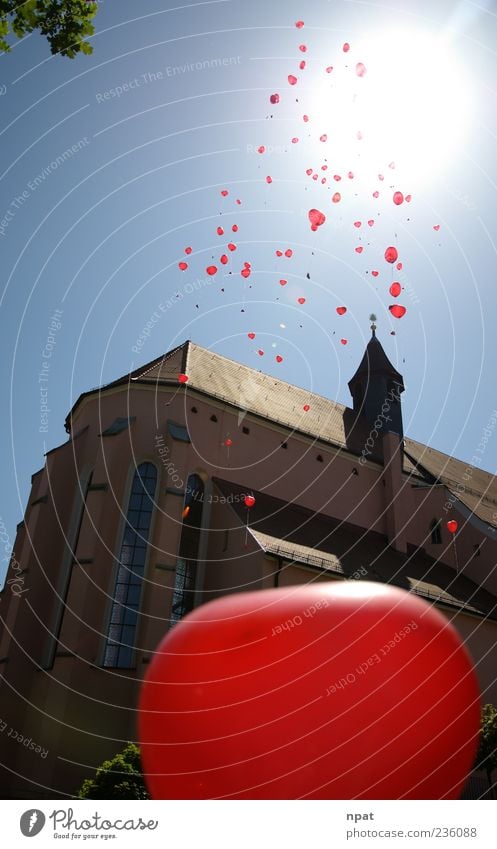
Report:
348,317,405,439
349,319,407,551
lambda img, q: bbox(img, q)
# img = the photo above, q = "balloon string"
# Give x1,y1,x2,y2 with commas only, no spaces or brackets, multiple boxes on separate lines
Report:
245,508,249,546
453,536,459,574
164,384,187,407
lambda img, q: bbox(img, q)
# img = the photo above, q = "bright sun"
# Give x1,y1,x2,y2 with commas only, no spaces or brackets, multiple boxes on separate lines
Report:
311,29,471,187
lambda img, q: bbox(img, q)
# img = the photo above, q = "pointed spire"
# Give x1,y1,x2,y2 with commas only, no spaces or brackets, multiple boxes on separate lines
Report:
348,328,405,438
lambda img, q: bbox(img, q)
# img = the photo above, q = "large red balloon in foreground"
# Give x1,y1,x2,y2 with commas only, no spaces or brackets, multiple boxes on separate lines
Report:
139,583,480,800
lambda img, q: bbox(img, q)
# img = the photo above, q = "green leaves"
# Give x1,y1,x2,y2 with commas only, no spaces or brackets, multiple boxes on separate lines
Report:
0,1,98,58
77,743,150,800
476,703,497,795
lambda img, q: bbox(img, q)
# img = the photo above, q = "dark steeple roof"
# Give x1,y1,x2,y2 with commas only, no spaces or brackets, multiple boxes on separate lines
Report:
348,330,405,439
348,330,404,395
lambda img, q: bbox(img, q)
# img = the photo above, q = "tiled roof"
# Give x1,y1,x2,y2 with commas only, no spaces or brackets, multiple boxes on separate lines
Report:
214,477,497,621
66,340,497,526
249,530,345,575
236,497,497,620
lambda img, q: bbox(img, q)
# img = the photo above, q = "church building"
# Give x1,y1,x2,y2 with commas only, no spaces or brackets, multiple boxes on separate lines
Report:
1,332,496,798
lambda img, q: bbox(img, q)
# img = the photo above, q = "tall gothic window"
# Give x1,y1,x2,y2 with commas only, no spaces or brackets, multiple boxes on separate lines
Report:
103,462,157,668
430,519,442,545
170,474,204,624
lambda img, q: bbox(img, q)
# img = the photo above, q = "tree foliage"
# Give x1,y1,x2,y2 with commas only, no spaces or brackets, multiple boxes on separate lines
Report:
476,703,497,796
0,1,99,58
77,743,150,800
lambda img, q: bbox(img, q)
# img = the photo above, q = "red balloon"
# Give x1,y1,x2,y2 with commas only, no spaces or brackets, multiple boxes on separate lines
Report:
178,261,188,271
303,404,310,411
270,93,280,104
385,246,398,263
225,438,232,447
228,243,237,251
244,494,255,508
447,520,458,534
220,254,228,265
241,268,251,279
295,20,304,28
389,304,407,319
285,249,293,258
356,62,366,77
266,175,273,184
288,75,298,86
206,265,218,276
343,42,350,52
297,297,306,305
389,282,402,297
139,583,480,799
393,191,404,205
217,225,224,235
336,306,347,315
184,246,192,254
247,332,255,339
276,355,283,363
178,373,189,384
332,192,341,203
340,338,347,345
308,208,326,229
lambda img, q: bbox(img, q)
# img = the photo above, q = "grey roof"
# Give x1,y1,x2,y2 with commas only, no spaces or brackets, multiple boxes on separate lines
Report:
348,332,404,392
249,529,486,617
66,340,497,527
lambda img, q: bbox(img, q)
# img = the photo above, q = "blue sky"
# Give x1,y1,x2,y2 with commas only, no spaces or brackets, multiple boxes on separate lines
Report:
1,0,497,583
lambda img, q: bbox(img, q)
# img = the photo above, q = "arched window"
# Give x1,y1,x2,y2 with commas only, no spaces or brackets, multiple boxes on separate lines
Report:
170,474,204,624
430,519,442,545
103,462,157,668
